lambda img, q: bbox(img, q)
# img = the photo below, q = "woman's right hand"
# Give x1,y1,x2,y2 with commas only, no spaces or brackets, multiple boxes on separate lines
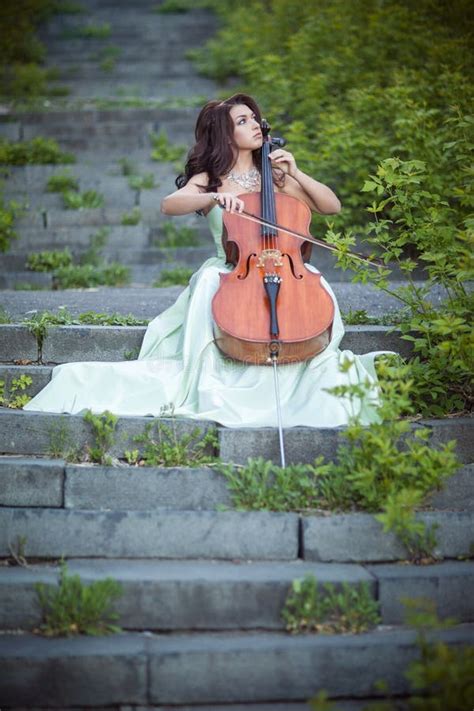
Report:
211,192,245,213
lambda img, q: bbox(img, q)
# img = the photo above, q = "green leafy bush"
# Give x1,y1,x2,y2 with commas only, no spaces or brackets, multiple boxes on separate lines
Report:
282,575,380,634
150,130,186,163
83,409,118,464
0,138,75,165
52,262,130,289
46,172,79,193
157,221,199,247
0,375,33,409
153,266,194,286
120,207,141,225
0,194,20,251
27,248,73,272
127,173,155,190
35,561,122,636
133,420,218,467
62,189,104,209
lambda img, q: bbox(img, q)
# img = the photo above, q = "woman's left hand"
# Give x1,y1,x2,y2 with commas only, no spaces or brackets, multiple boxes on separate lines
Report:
268,149,298,178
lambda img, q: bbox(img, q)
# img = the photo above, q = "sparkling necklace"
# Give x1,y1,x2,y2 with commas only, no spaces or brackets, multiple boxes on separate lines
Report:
226,167,260,192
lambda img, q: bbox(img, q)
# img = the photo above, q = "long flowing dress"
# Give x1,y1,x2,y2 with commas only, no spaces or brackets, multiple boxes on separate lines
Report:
24,206,384,427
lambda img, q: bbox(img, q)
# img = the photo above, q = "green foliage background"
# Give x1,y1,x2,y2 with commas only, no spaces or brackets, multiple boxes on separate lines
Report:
194,0,474,415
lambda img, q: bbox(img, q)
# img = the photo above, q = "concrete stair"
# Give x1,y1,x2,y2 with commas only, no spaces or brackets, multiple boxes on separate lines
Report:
0,0,473,707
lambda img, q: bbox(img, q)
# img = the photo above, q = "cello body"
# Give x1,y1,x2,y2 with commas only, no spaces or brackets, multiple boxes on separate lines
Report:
211,191,334,365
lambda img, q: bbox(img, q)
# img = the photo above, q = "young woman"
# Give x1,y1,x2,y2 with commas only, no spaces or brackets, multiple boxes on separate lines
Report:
24,94,382,426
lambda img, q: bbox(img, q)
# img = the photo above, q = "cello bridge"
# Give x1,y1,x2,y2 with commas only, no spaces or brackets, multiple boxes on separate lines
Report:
257,249,283,268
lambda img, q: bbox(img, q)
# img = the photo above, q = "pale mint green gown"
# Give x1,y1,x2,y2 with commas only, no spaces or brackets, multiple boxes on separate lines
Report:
24,206,383,427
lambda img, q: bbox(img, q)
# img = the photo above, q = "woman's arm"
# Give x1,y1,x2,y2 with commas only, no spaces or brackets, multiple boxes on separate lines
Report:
269,150,342,215
161,173,245,215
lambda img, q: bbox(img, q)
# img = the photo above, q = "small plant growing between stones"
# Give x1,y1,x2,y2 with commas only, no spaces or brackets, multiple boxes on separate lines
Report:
153,266,194,287
127,173,156,190
0,138,75,165
0,192,21,252
121,207,141,225
27,248,73,272
156,221,200,247
46,171,79,193
133,417,219,467
35,561,122,637
150,130,186,163
83,409,118,465
62,189,104,209
282,575,380,635
0,374,33,408
48,421,81,462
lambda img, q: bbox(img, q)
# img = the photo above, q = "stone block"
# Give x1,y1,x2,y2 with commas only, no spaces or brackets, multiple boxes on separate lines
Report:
0,457,63,507
41,325,146,363
0,325,38,363
0,564,57,629
341,326,412,358
0,364,52,398
0,410,91,456
147,626,474,703
368,560,474,624
427,464,474,510
302,511,474,562
0,123,21,140
64,465,231,510
0,633,147,706
219,427,345,465
422,417,474,464
0,508,299,560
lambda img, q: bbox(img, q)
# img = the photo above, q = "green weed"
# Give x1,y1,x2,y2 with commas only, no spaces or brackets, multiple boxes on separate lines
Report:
35,561,122,637
133,419,219,467
0,375,33,408
0,194,20,251
27,248,73,272
46,172,79,193
62,189,104,209
282,575,380,634
121,207,141,225
52,263,130,288
150,130,186,163
63,22,111,39
127,173,156,190
0,138,75,165
83,409,118,465
153,266,194,287
156,221,200,247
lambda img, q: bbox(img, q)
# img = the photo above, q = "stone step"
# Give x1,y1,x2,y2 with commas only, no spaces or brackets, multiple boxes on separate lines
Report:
0,504,472,562
0,282,446,321
1,456,472,513
1,409,471,465
49,60,200,81
44,77,217,100
1,558,472,633
0,324,412,364
1,625,472,706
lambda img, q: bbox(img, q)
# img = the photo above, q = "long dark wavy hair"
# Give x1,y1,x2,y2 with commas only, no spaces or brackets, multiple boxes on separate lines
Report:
176,93,282,193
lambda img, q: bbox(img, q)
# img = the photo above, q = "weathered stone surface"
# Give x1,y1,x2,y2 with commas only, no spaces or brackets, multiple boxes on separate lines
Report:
0,633,147,706
0,364,52,397
219,426,345,465
0,508,299,560
64,465,231,510
0,410,215,457
368,560,474,624
0,457,63,507
302,511,474,562
0,559,373,631
0,326,38,363
41,325,146,363
427,464,474,510
148,626,474,703
422,417,474,464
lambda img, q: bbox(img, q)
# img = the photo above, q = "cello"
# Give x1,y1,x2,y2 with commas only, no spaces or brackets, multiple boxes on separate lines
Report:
211,119,335,366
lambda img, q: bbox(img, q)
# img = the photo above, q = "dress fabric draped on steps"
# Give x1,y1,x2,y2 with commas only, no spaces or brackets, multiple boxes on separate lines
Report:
24,206,385,427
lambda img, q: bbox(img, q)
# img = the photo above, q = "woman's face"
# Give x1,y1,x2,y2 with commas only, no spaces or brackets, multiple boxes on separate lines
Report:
229,104,262,151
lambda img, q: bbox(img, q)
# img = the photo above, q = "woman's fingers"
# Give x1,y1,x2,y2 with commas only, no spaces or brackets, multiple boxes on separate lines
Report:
215,193,245,213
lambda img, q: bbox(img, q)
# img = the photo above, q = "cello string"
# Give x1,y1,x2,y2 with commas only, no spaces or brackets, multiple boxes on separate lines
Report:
224,207,383,268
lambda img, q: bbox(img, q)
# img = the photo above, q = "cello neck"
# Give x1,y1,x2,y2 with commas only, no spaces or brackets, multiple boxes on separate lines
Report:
260,119,277,238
